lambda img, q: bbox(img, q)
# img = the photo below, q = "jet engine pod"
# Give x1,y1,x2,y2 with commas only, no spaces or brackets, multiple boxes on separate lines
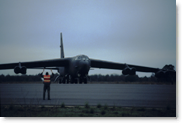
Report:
14,66,21,74
122,69,129,75
122,66,136,75
122,67,130,75
21,66,27,74
164,70,176,78
155,70,165,78
129,67,136,75
14,66,27,74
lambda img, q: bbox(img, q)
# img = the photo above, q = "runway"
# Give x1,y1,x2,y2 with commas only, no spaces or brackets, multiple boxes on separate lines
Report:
0,84,176,108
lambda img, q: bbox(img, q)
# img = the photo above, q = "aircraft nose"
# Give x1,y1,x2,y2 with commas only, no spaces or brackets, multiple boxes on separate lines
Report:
79,61,90,72
81,61,89,68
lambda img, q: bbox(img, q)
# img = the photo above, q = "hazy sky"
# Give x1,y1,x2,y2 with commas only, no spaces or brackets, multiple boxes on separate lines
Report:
0,0,176,77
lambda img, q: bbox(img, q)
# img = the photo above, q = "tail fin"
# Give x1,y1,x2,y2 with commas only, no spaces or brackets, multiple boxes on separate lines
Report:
60,33,65,58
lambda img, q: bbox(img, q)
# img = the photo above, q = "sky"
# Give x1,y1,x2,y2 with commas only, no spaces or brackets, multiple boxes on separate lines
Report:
0,0,176,77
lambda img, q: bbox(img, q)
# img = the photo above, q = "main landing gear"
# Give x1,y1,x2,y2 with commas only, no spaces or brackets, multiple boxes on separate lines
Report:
70,77,87,84
58,75,88,84
59,75,69,84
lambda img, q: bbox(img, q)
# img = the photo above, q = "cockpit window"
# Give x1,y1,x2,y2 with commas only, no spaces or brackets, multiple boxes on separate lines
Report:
75,56,81,60
78,56,81,60
75,55,89,61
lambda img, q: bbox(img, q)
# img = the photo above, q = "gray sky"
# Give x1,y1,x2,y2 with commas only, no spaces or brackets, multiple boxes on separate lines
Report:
0,0,176,77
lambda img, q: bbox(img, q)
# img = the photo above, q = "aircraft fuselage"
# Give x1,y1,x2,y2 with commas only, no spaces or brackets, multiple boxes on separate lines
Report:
61,55,90,78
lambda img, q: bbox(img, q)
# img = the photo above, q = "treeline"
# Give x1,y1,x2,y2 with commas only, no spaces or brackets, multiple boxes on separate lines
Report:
89,74,157,82
0,74,172,83
0,74,42,83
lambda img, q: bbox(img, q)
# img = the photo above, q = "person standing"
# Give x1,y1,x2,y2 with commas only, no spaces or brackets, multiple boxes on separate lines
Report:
40,69,54,100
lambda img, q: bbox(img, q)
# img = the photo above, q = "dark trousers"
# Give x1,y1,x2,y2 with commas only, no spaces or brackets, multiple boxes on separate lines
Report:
43,84,50,100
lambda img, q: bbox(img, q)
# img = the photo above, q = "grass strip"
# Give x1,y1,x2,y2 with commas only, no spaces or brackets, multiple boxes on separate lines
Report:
1,105,176,117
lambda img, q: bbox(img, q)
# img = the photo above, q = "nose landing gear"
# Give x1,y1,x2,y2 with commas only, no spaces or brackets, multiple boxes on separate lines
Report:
57,74,88,84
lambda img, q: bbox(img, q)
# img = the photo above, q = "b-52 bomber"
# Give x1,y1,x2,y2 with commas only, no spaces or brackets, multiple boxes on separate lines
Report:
0,33,176,84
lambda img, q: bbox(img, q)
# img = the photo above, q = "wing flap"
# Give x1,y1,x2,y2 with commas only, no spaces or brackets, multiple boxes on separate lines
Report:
90,59,126,70
0,58,70,70
90,59,159,73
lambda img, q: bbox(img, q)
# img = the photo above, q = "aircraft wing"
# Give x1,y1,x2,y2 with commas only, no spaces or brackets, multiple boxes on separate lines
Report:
90,58,160,73
0,58,70,70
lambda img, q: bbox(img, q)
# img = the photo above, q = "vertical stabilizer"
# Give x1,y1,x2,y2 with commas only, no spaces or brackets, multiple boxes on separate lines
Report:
60,33,65,58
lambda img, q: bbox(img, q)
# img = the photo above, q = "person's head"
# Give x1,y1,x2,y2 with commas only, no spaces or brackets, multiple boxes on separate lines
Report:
46,72,49,75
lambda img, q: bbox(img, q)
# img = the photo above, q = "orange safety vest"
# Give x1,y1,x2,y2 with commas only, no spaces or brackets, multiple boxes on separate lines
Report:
44,75,51,83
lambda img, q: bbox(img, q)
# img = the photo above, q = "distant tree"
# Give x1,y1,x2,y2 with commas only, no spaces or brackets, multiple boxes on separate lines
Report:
104,74,109,82
89,75,95,82
98,74,102,82
110,74,115,82
5,74,11,82
119,75,125,82
0,74,5,83
150,73,157,82
144,76,148,82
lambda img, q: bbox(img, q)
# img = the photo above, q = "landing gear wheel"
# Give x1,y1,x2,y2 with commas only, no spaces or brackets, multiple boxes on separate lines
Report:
79,78,82,84
59,78,62,84
84,78,87,84
74,79,78,84
67,75,70,84
71,77,76,84
62,78,66,84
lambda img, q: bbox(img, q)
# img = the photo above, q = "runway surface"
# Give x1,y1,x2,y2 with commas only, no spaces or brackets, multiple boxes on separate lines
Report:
0,84,176,108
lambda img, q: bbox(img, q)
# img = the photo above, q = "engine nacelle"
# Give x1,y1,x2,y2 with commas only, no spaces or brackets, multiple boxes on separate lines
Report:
21,66,27,74
14,66,21,74
129,67,136,75
122,67,130,75
155,70,165,78
155,70,176,78
122,67,136,75
14,66,27,74
165,70,176,77
155,64,176,79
